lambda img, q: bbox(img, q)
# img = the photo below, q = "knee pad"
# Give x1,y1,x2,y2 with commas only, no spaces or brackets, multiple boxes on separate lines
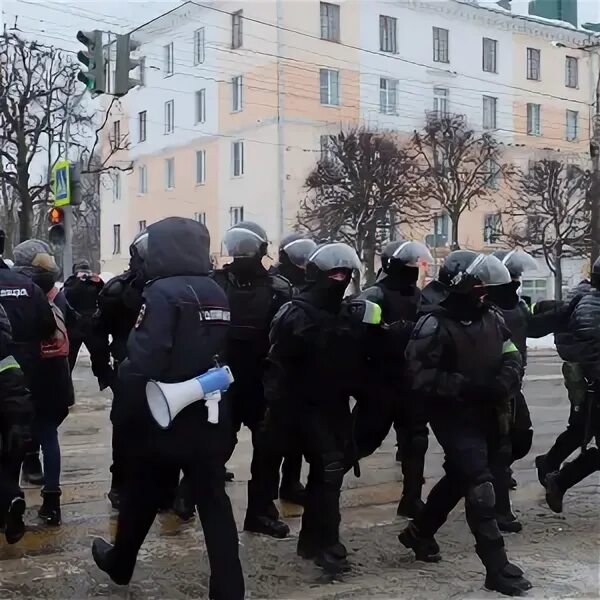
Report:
323,457,345,488
466,481,496,514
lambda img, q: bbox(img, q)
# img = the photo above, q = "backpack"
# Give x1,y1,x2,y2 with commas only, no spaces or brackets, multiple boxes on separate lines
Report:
41,287,69,359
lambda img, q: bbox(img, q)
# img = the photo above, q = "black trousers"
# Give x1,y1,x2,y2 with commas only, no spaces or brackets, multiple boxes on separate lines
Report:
110,455,244,599
68,329,112,384
414,405,508,573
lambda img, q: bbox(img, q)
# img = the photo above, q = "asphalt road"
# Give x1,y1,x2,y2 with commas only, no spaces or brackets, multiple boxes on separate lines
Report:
0,349,598,599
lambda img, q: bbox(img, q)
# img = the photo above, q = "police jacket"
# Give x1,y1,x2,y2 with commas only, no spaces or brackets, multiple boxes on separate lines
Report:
566,287,600,378
63,272,104,335
405,290,522,405
0,267,56,372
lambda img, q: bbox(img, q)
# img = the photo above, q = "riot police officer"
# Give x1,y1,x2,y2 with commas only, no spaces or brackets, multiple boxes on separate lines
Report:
92,217,244,599
398,251,531,596
358,240,432,518
270,233,317,505
212,221,291,538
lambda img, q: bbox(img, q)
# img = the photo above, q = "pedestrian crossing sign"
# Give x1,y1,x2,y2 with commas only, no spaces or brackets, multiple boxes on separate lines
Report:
52,159,71,207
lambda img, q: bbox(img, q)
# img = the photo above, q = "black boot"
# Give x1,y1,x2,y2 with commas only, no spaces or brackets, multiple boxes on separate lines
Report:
173,483,195,522
496,511,523,533
485,562,532,596
535,455,550,487
314,542,350,574
5,496,26,544
398,521,441,562
244,513,289,538
545,471,565,513
279,481,306,506
397,494,425,519
38,489,61,526
22,453,44,486
92,538,131,585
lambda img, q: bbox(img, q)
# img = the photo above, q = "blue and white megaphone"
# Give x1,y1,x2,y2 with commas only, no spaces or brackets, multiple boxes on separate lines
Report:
146,366,234,429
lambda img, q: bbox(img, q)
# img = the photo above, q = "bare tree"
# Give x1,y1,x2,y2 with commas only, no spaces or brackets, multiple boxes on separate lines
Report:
505,159,591,300
412,113,517,249
298,129,428,284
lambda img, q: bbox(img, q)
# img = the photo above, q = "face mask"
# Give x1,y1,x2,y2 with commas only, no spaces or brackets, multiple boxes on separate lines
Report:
385,261,419,288
230,256,265,281
306,268,351,311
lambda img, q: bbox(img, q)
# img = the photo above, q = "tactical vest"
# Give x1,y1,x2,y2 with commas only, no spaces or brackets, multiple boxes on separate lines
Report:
500,300,529,361
376,281,421,323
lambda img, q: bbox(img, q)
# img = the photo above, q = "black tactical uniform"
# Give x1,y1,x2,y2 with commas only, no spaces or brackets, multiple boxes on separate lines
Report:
63,262,112,388
213,222,291,538
399,251,531,597
544,258,600,514
92,217,244,600
356,240,432,519
269,233,317,506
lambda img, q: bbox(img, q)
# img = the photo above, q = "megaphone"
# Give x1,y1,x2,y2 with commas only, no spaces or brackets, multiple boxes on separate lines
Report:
146,366,234,429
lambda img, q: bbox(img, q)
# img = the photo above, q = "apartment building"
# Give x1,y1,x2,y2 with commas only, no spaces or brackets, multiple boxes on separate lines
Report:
99,0,596,296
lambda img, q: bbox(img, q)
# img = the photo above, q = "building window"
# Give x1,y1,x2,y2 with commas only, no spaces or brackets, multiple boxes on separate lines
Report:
138,110,147,143
165,157,175,189
139,57,146,86
164,100,174,134
232,141,244,177
195,89,206,124
113,172,121,201
194,212,207,224
566,109,578,141
164,42,174,76
522,278,547,302
565,56,578,88
379,77,398,114
232,76,243,112
527,47,540,81
138,165,147,194
196,150,206,184
527,103,541,136
432,27,449,63
485,158,500,188
138,220,147,232
113,120,121,145
112,225,121,254
232,10,243,49
431,213,449,246
433,87,449,116
320,68,340,106
483,213,502,244
320,2,340,42
482,38,497,73
379,15,397,53
194,28,205,65
230,206,244,226
527,214,544,244
482,95,497,130
320,134,333,162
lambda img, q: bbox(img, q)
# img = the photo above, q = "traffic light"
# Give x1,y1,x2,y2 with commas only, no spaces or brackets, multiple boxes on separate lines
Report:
114,33,141,97
48,207,66,246
76,30,105,95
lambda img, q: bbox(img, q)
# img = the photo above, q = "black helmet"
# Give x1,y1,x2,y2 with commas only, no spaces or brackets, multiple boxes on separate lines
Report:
439,250,510,294
381,240,433,272
130,229,149,262
493,249,537,279
592,256,600,289
223,221,268,258
305,242,361,282
279,233,317,269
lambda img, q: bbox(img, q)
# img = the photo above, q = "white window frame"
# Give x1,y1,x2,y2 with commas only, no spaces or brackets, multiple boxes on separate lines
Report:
565,56,578,88
566,109,578,141
113,224,121,255
232,10,243,49
164,99,174,134
527,47,541,81
483,212,502,244
232,141,244,177
433,87,449,117
320,2,340,42
194,212,207,224
527,103,541,136
113,120,120,145
482,37,497,74
230,206,244,226
379,15,397,54
164,42,174,76
232,76,243,112
113,172,121,201
482,95,497,130
195,89,206,124
165,158,175,189
138,165,147,194
196,150,206,185
320,68,340,106
138,110,147,143
138,220,147,232
194,28,205,65
433,27,449,63
379,77,398,115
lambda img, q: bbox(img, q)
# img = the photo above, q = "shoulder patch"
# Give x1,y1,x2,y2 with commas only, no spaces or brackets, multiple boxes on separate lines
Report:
359,285,384,304
412,314,439,339
134,304,147,329
271,273,293,293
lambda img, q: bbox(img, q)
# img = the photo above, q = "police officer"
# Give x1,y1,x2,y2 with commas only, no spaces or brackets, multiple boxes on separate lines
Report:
92,217,244,599
398,251,531,596
63,262,112,389
261,243,382,574
358,240,432,518
0,244,56,487
270,233,317,505
212,221,291,538
544,257,600,514
96,241,146,509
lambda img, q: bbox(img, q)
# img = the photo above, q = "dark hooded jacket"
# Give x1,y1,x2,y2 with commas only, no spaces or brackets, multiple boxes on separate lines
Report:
117,218,231,458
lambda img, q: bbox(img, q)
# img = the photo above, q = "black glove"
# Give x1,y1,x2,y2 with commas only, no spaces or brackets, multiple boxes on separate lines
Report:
340,300,382,326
